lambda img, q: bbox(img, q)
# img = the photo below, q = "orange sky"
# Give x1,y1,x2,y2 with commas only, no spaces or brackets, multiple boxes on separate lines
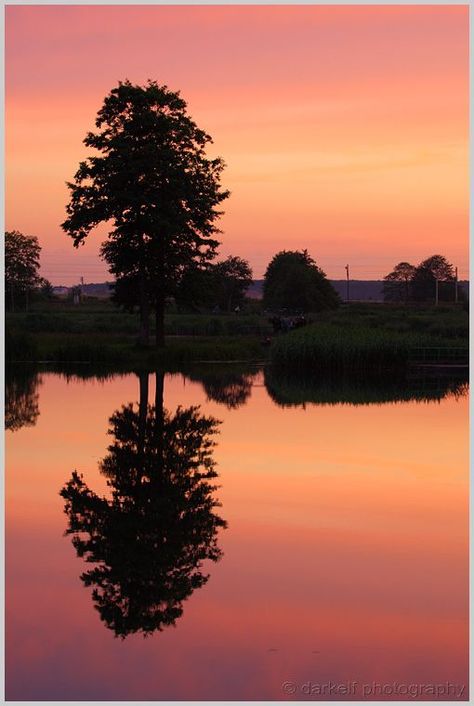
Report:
5,5,469,285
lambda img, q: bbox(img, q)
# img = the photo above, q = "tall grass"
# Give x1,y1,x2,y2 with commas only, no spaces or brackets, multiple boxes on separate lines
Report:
270,323,467,373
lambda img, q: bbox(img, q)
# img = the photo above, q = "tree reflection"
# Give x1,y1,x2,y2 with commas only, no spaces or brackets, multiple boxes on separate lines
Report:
185,366,259,409
5,367,41,431
60,372,226,637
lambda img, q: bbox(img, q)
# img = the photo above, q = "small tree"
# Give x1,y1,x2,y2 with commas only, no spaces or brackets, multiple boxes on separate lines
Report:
174,255,252,313
62,80,229,347
174,265,218,312
383,262,416,303
263,250,339,312
213,256,253,312
5,230,41,312
35,277,55,302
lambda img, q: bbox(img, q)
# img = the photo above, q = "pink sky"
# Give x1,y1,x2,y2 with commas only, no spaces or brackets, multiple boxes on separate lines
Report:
5,5,469,285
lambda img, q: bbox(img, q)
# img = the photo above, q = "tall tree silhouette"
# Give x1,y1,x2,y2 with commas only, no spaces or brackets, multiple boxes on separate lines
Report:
60,372,226,637
62,80,229,347
5,367,41,431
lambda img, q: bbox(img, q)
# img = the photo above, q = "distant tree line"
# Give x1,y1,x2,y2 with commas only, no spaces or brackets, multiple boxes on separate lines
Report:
383,255,463,304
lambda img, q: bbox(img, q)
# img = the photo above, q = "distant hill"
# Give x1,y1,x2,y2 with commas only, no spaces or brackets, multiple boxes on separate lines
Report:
247,279,469,302
247,279,386,301
54,279,469,302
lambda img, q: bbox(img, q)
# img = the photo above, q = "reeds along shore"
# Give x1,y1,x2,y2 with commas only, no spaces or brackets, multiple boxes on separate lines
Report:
269,322,468,373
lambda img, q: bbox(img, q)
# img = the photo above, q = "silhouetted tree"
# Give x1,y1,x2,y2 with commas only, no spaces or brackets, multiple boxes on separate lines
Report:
175,255,252,313
263,250,339,313
174,264,219,312
62,80,229,347
60,373,226,637
383,262,416,303
5,368,41,431
411,254,455,303
5,230,41,312
213,256,253,312
35,277,55,302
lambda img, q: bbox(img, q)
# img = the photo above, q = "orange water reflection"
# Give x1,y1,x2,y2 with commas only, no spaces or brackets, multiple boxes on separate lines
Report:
6,370,468,700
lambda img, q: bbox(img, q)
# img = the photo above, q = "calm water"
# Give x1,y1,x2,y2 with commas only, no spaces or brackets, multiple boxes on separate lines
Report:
6,366,469,701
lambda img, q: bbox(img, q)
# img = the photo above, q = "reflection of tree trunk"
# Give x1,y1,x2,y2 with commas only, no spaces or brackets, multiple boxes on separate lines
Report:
138,261,150,347
138,372,149,475
154,371,165,472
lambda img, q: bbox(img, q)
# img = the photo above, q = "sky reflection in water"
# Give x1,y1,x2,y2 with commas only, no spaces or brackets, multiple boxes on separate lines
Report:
6,366,469,700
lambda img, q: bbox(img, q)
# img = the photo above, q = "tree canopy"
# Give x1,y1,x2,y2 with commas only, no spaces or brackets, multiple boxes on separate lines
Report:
263,249,339,313
5,230,41,312
383,261,416,302
383,254,458,304
411,254,455,302
62,80,229,346
175,255,252,312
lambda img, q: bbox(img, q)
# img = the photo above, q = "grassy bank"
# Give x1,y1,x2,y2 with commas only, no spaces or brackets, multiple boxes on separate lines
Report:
5,329,267,366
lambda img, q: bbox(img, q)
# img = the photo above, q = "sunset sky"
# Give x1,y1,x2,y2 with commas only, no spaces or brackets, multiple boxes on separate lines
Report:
5,5,469,286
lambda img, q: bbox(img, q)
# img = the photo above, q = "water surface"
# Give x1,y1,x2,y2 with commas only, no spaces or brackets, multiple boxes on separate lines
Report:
6,367,468,700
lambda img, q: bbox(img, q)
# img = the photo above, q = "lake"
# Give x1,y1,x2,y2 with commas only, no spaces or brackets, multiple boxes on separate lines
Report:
5,366,469,701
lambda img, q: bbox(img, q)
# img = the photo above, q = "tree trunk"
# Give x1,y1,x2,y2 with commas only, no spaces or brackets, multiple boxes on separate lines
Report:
155,243,166,348
10,287,14,313
138,268,150,347
155,295,165,348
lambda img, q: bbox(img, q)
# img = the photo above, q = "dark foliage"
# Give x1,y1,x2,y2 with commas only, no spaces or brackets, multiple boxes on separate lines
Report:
5,230,41,312
263,250,339,313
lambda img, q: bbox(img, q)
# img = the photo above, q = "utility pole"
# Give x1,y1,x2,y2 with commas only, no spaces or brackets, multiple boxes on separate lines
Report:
345,264,350,302
455,267,458,304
